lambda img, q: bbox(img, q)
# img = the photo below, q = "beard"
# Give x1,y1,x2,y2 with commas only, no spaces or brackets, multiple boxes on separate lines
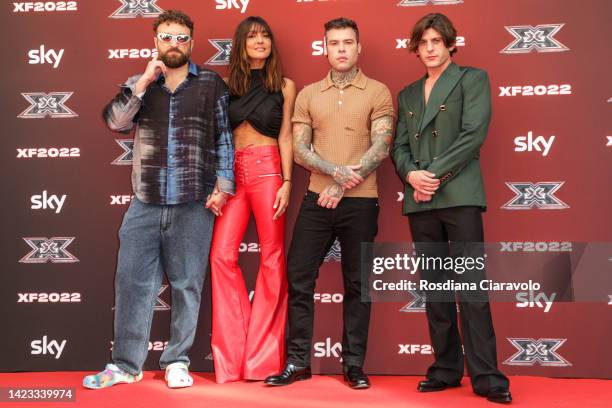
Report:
160,48,190,68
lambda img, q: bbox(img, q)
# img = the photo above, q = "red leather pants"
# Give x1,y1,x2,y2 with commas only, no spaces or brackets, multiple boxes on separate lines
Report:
210,145,288,383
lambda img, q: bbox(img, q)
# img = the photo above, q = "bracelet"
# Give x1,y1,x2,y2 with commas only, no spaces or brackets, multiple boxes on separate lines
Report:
282,179,292,184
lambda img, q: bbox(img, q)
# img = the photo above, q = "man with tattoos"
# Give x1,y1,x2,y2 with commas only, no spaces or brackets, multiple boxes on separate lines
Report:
264,17,395,389
392,14,511,403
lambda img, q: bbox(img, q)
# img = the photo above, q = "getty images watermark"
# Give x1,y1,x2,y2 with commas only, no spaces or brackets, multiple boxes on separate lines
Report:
371,252,541,293
360,242,612,304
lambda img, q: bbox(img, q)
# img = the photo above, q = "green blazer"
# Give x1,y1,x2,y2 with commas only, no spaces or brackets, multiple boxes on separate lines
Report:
392,62,491,214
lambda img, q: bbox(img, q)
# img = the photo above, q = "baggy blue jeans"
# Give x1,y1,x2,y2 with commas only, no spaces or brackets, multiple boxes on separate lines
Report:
111,197,214,375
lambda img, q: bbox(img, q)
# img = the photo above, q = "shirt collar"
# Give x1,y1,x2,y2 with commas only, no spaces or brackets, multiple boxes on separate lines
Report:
321,68,367,91
187,61,198,76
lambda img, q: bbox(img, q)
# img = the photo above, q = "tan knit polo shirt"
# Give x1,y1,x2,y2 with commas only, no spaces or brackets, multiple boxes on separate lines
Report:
292,69,395,197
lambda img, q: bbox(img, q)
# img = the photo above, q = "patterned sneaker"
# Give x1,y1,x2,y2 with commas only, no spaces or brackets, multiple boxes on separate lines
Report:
165,362,193,388
83,363,143,389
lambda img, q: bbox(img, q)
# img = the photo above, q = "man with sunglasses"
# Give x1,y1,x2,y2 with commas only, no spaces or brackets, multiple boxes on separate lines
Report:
83,10,234,389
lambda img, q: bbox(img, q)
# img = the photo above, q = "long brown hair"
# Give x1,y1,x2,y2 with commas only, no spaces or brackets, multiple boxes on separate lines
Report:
228,16,284,96
408,13,458,56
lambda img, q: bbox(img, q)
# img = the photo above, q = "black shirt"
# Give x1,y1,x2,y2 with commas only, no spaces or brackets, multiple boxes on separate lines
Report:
228,69,284,138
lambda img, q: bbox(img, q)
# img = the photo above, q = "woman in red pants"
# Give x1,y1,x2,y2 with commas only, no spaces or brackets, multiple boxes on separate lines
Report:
209,16,295,383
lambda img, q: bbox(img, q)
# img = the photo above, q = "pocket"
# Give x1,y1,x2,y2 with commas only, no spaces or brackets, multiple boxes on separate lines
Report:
303,191,318,203
362,199,380,219
362,198,379,207
257,173,282,179
444,95,463,104
254,154,281,176
118,197,141,239
345,197,379,212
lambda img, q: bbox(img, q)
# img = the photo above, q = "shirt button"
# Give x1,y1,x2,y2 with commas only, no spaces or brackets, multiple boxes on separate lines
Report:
338,101,343,105
340,90,344,94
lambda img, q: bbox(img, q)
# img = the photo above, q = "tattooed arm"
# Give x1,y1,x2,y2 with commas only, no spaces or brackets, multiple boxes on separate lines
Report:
293,122,364,189
356,115,394,178
293,122,333,174
292,122,345,208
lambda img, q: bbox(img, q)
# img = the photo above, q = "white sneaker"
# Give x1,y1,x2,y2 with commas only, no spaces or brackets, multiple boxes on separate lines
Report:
165,362,193,388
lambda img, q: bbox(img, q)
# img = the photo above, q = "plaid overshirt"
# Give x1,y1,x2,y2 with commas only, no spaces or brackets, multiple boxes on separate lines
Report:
103,61,235,205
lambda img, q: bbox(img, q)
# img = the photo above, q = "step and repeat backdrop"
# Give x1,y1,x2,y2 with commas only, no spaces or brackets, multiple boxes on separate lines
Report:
2,0,611,378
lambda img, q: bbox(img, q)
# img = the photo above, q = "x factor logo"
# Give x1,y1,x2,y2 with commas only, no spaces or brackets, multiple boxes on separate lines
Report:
399,290,426,312
109,0,163,19
501,24,569,54
18,92,77,119
502,182,569,210
112,284,170,311
324,239,342,262
20,237,79,264
111,139,134,165
155,284,171,311
397,0,463,6
205,39,232,66
504,338,571,366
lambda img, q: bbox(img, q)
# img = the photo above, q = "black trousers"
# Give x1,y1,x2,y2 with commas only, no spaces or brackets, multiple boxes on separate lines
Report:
408,206,509,394
286,191,379,368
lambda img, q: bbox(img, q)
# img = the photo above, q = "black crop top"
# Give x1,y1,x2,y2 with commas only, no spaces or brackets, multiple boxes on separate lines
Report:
228,69,284,138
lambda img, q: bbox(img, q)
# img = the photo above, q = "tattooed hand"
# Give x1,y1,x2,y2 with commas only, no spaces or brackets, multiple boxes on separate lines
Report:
332,164,364,189
317,182,345,209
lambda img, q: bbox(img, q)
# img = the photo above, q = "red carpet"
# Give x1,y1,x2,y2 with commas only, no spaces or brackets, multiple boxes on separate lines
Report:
0,372,610,408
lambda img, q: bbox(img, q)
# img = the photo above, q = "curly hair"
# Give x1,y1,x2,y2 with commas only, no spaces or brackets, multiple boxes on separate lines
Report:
153,9,194,36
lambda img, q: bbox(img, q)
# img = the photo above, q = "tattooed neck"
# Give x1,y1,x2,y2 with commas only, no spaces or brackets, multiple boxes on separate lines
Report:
331,67,358,89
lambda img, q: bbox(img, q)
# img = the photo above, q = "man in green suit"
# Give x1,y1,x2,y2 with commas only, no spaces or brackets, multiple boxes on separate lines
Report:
392,13,511,404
